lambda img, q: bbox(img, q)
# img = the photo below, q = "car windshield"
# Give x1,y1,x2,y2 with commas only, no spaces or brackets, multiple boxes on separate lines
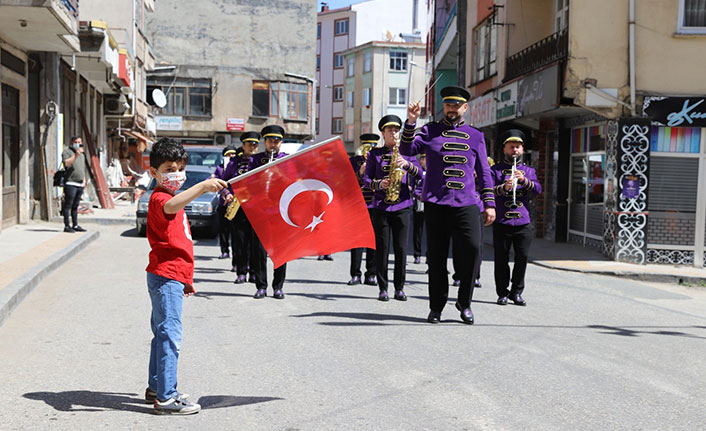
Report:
148,170,213,191
187,149,222,167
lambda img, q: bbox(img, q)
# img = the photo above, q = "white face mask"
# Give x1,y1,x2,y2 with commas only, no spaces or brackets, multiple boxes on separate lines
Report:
160,171,187,192
72,143,81,150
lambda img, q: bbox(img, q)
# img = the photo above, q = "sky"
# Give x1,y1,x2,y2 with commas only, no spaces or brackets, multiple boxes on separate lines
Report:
317,0,369,11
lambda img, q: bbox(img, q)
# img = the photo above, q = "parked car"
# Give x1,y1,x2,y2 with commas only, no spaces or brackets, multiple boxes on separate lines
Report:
136,165,219,237
184,145,223,168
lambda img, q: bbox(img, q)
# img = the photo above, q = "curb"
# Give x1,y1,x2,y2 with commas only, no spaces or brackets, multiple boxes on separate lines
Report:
50,216,135,226
0,231,100,328
530,260,706,285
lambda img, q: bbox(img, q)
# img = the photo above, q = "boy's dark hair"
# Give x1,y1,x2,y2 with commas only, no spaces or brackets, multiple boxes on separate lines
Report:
150,138,189,168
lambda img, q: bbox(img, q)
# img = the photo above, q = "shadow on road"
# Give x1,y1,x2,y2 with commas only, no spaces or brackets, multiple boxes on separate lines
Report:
198,395,283,409
292,311,427,325
287,292,372,301
195,290,253,299
22,390,152,414
286,278,349,286
477,324,706,339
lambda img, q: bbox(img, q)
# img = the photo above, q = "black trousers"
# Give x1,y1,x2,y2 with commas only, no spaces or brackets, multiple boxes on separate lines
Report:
425,203,481,312
232,209,255,276
371,207,410,291
350,209,376,278
62,185,84,227
412,209,425,258
252,234,287,290
493,223,533,297
216,205,232,255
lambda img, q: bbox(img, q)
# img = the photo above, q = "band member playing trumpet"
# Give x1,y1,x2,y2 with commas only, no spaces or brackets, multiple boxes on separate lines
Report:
215,145,238,263
491,129,542,306
363,115,422,301
347,133,378,286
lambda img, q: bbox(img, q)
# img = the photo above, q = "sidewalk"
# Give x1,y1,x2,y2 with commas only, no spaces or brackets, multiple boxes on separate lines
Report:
50,199,138,226
0,222,99,327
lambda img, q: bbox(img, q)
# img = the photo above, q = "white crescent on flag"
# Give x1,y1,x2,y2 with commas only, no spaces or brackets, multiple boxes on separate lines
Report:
279,179,334,231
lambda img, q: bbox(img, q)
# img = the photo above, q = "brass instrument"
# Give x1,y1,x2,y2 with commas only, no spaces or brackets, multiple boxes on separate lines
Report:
360,143,372,160
224,195,240,220
509,156,518,209
384,139,404,204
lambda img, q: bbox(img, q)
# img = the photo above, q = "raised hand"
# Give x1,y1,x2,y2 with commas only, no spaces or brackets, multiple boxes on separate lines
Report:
407,101,421,124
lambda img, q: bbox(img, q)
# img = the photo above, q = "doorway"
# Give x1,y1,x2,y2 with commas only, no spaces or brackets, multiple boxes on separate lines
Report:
2,84,20,226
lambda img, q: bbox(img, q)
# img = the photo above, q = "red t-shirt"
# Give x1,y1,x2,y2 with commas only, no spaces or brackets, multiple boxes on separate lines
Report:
146,188,194,285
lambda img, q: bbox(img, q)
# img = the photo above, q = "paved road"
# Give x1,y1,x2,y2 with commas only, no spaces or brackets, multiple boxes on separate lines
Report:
1,225,705,430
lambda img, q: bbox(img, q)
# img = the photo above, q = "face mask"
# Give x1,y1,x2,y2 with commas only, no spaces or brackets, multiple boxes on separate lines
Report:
160,171,187,192
72,143,81,150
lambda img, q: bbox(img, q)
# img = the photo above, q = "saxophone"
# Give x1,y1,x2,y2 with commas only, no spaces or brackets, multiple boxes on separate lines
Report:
384,139,404,204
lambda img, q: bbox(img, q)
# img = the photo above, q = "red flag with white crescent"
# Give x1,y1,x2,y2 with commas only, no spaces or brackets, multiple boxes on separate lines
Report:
229,137,375,267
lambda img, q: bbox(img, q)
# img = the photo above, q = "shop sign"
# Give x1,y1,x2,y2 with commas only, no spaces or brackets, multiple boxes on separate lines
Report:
643,96,706,127
155,116,183,131
226,117,245,131
467,92,496,128
118,52,131,88
516,64,559,117
496,82,517,121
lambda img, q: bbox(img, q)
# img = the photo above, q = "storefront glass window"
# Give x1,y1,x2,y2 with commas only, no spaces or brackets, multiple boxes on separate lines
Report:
650,126,701,153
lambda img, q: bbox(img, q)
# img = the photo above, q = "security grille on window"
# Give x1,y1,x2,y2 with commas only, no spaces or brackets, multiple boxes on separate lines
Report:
147,78,212,117
347,58,355,77
332,118,343,134
346,91,354,108
251,81,308,120
472,14,497,83
335,19,349,35
333,86,344,101
363,52,372,72
390,51,407,71
680,0,706,32
389,88,406,106
334,53,344,69
362,88,371,107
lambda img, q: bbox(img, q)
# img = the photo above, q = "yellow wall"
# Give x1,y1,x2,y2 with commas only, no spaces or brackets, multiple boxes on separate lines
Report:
506,0,555,57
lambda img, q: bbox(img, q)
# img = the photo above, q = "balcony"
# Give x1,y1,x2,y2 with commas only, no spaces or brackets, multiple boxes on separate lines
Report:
504,29,567,82
0,0,80,53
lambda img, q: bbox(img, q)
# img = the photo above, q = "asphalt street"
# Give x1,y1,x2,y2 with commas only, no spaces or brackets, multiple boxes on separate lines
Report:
1,225,705,430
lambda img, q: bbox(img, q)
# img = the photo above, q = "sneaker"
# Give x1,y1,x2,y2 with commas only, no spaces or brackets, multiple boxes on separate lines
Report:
63,226,75,233
72,225,86,232
145,388,189,404
153,395,200,415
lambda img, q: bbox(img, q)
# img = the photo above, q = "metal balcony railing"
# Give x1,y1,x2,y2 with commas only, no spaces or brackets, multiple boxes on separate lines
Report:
61,0,79,17
504,29,568,82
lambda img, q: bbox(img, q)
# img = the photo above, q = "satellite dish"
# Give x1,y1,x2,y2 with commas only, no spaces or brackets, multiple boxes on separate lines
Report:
152,89,167,108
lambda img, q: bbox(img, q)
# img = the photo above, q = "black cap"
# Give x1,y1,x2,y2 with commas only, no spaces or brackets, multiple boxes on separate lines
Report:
501,129,527,146
440,86,470,104
222,145,237,156
360,133,380,144
240,131,261,144
261,125,285,140
378,115,402,131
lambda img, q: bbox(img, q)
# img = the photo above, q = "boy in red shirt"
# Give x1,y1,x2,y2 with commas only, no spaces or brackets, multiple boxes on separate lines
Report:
145,138,227,415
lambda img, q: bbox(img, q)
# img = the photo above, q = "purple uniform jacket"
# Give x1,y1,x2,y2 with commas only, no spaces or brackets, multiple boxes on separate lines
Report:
491,159,542,226
350,155,374,208
399,119,495,209
362,145,422,212
217,154,251,206
247,151,289,171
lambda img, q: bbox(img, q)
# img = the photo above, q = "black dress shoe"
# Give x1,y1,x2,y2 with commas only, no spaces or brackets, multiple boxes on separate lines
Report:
347,276,362,285
497,296,509,305
452,279,460,287
455,302,474,324
72,225,86,232
253,288,266,299
378,290,389,301
393,289,407,301
413,256,421,264
323,255,334,261
248,274,257,283
510,294,526,306
231,266,237,273
234,274,246,284
273,289,285,299
364,276,377,286
474,279,482,288
427,311,441,324
63,226,75,233
317,255,325,261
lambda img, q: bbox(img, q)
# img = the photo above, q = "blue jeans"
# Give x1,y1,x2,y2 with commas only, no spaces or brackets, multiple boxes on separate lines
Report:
147,272,184,401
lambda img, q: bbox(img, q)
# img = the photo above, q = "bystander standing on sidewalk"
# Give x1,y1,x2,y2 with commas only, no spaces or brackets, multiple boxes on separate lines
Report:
61,136,87,233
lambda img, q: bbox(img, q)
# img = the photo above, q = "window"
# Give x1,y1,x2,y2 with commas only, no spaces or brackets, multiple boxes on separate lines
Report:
363,52,372,72
332,117,343,134
362,88,371,107
147,77,212,117
555,0,569,32
333,85,344,101
317,22,321,39
346,90,354,108
361,122,371,134
345,124,354,141
335,19,349,35
316,86,320,103
334,53,344,69
317,55,320,70
678,0,706,33
389,88,406,106
472,14,497,83
251,81,309,120
315,117,320,134
389,51,407,71
347,58,355,77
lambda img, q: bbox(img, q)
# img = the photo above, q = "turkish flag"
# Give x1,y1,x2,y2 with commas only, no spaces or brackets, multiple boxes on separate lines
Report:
230,137,376,267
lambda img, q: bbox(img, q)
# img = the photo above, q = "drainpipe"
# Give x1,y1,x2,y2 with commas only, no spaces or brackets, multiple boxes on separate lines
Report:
629,0,636,116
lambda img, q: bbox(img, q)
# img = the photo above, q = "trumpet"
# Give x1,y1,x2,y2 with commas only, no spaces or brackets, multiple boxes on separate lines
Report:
509,156,519,209
224,192,240,220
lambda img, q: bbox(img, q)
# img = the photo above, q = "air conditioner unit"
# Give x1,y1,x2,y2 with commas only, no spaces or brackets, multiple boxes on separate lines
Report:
104,95,129,115
213,134,231,146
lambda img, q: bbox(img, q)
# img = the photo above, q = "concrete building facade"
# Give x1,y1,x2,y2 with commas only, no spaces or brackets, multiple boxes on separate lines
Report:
147,0,316,146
